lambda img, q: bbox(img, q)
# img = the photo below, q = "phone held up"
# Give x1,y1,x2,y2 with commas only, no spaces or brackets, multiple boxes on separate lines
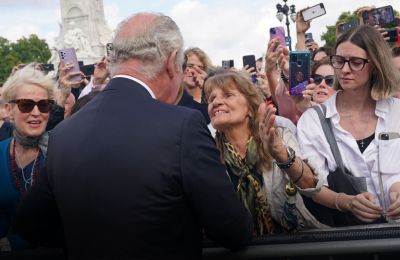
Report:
289,51,311,96
242,55,256,71
301,3,326,22
59,48,82,82
386,28,400,44
362,5,396,28
222,60,234,69
337,19,359,34
269,26,286,51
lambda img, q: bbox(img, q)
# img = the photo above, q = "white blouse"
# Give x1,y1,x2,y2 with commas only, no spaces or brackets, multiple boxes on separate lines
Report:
297,92,400,208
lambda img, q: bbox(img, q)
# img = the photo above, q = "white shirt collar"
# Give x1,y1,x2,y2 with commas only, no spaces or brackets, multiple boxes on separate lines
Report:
112,75,156,99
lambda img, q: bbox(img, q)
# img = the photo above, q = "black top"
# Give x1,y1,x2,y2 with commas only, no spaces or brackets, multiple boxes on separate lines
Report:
356,132,375,153
178,89,210,124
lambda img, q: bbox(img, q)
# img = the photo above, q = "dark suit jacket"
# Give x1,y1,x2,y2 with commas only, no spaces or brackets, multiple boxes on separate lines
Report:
16,77,253,259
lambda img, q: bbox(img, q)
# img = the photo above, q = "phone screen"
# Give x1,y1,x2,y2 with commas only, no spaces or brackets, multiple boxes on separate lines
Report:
362,6,396,28
302,3,326,21
289,51,311,96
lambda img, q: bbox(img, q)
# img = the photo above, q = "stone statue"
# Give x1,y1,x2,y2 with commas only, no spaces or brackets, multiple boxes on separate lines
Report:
64,21,96,57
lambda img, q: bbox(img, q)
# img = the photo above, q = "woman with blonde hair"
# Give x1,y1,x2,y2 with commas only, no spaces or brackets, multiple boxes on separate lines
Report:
0,64,55,251
204,70,327,234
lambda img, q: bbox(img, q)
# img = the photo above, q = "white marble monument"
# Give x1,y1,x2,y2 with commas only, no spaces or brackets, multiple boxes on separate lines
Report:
51,0,113,65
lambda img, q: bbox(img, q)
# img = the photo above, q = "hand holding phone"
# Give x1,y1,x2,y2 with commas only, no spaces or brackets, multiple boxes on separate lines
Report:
289,51,311,96
269,27,286,51
242,55,256,71
301,3,326,22
59,48,82,82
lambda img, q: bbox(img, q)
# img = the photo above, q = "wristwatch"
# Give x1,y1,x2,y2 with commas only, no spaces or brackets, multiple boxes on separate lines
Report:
275,146,296,169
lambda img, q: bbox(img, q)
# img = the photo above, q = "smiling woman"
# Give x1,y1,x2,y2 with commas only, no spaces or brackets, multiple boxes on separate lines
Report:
0,64,55,252
204,70,328,235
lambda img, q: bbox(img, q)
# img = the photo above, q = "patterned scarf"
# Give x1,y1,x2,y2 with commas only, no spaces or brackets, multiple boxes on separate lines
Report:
222,135,275,235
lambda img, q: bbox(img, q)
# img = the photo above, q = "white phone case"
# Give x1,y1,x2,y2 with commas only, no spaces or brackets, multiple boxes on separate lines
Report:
302,3,326,22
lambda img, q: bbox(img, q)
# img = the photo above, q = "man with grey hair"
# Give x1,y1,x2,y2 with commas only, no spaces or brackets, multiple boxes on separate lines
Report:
15,12,253,259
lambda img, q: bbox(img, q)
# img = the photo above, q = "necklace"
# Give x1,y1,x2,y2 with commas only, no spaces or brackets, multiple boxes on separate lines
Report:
10,139,41,193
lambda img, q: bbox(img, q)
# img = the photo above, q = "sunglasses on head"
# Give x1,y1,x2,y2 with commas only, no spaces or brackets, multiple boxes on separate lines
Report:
312,74,335,87
9,99,54,113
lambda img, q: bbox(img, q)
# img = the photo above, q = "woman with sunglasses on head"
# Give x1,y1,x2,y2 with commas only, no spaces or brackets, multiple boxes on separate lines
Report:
0,64,55,251
297,25,400,226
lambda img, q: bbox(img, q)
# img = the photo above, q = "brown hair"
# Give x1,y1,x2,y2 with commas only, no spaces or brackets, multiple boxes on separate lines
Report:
184,47,212,72
333,25,400,100
204,70,273,171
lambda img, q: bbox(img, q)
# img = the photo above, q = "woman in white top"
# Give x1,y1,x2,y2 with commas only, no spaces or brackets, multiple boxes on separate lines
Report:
297,25,400,224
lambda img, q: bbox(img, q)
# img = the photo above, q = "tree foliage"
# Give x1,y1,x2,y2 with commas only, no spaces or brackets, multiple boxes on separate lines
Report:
0,34,51,84
321,9,399,48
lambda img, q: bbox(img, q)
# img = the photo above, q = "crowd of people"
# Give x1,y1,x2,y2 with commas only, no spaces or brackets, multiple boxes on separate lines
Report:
0,4,400,259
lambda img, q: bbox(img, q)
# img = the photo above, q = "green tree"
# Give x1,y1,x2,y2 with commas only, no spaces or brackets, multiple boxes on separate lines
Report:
0,34,51,83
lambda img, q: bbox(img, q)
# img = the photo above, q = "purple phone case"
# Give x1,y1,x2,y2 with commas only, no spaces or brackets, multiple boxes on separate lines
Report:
289,51,311,96
59,48,82,82
270,27,286,48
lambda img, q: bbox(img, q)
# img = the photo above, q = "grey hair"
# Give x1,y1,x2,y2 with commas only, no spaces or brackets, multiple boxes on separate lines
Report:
109,12,184,80
2,64,56,102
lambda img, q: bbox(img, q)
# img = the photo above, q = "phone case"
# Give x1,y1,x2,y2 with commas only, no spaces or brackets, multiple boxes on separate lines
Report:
269,27,286,49
302,3,326,21
362,6,396,28
59,48,82,82
305,33,313,44
222,60,234,69
337,19,359,34
289,51,311,96
387,28,400,43
242,55,256,70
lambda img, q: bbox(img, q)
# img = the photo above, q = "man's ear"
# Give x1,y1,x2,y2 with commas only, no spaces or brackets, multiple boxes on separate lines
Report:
166,49,179,79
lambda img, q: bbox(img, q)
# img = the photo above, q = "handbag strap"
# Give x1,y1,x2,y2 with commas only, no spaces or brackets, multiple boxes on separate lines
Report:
312,104,346,173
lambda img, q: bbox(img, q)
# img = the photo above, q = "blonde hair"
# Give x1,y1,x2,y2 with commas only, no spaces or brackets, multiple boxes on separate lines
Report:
1,64,56,102
333,25,400,100
184,47,212,72
204,70,273,171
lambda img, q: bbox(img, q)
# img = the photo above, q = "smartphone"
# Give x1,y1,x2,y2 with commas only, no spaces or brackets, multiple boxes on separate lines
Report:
362,5,396,28
305,32,313,44
59,48,82,82
222,60,234,69
242,55,256,70
106,43,113,56
337,19,359,34
289,51,311,96
386,28,400,43
80,64,95,78
269,26,286,51
301,3,326,22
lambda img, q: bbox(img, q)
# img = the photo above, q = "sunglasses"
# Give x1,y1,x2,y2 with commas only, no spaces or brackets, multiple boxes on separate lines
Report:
312,74,335,87
9,99,54,113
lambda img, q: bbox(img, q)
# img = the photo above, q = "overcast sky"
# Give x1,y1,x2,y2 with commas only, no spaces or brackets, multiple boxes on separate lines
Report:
0,0,396,66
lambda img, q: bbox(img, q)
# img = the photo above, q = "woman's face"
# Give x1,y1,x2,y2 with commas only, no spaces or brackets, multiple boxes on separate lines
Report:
334,41,372,91
207,83,251,132
7,83,50,137
312,64,336,104
183,54,204,88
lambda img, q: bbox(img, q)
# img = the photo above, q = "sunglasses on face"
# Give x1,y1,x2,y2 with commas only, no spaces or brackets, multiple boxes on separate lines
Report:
9,99,54,113
312,74,335,87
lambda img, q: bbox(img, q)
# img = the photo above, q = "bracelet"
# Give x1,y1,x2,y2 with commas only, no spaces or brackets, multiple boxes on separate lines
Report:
335,192,345,212
293,159,304,184
275,146,296,169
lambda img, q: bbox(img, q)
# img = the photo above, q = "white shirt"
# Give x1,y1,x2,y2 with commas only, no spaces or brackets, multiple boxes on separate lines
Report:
297,91,400,208
113,75,156,99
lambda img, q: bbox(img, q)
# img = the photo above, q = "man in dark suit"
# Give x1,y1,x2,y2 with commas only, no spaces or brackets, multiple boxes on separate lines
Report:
16,12,253,259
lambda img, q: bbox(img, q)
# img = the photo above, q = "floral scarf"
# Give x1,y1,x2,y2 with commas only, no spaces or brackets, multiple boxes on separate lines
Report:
222,135,275,235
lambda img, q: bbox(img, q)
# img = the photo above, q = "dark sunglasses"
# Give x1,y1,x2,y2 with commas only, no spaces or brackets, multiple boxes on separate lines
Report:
9,99,54,113
312,74,335,87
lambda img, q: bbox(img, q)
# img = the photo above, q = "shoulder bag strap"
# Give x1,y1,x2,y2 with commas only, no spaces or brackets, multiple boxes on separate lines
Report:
312,104,346,173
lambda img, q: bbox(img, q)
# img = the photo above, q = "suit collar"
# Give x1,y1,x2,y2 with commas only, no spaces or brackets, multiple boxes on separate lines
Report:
112,75,156,99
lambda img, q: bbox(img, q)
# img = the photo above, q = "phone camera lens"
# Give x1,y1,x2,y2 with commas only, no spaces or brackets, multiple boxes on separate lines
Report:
382,134,389,140
270,28,276,34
